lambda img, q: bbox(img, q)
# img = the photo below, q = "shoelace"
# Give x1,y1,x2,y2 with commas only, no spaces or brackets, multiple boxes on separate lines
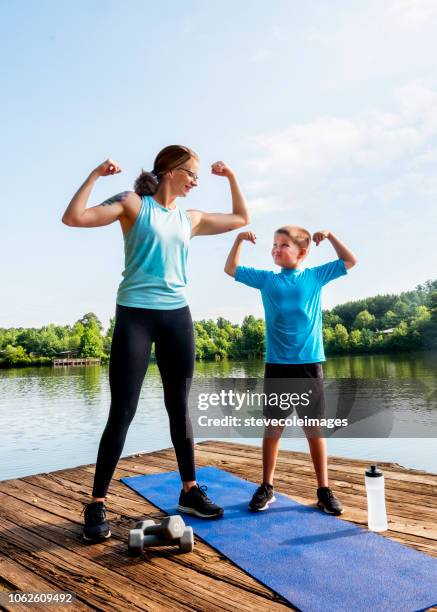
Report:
196,485,213,504
81,501,106,521
256,484,271,499
319,488,336,503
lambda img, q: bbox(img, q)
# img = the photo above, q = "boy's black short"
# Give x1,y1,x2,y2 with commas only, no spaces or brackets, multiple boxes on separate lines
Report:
263,362,325,420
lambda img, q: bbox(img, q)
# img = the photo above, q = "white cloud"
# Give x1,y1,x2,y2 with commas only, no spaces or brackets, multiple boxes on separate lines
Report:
388,0,437,26
305,27,327,44
249,48,271,63
245,80,437,213
246,195,288,214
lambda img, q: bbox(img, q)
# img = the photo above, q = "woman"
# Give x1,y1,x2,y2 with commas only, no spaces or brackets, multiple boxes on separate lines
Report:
62,145,250,542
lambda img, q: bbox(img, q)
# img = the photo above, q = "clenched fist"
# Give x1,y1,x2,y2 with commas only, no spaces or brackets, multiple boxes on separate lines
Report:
93,158,122,177
237,231,256,244
211,160,234,178
313,230,330,246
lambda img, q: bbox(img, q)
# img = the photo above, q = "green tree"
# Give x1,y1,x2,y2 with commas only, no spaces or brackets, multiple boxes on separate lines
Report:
213,329,230,360
38,325,63,356
380,310,397,329
360,328,374,350
349,329,362,352
195,335,220,360
323,312,343,328
2,345,31,365
412,305,431,323
333,324,349,352
227,326,243,359
421,291,437,349
15,328,40,354
104,317,116,354
0,329,18,350
79,321,104,357
77,312,103,333
393,300,409,321
322,327,335,353
236,316,265,359
353,310,375,330
386,321,409,351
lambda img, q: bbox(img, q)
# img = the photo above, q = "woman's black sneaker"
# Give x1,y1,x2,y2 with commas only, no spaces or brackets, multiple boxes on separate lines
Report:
177,484,224,519
316,487,344,515
249,483,276,511
82,501,111,542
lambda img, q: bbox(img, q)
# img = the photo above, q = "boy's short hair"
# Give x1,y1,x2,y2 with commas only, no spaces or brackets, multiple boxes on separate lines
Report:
275,225,311,250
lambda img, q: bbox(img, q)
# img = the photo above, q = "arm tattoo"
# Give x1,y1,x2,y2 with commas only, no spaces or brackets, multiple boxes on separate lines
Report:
100,191,130,206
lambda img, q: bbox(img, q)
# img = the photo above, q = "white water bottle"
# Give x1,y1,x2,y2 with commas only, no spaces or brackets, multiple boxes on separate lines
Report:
365,464,388,532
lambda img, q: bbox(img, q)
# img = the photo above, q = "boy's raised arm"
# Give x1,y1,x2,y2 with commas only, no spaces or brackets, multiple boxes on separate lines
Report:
224,232,256,277
313,230,357,270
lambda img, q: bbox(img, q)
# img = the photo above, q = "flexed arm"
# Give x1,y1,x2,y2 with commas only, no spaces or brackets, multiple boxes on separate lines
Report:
224,232,256,277
189,161,250,236
312,230,357,269
62,159,138,228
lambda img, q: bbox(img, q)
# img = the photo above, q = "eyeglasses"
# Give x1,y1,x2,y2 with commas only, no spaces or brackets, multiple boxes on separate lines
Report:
176,166,199,181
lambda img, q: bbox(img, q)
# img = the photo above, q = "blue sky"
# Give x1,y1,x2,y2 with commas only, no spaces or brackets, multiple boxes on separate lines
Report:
1,0,437,329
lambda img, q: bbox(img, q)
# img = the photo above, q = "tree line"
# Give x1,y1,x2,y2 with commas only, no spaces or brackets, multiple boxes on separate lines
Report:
1,280,436,367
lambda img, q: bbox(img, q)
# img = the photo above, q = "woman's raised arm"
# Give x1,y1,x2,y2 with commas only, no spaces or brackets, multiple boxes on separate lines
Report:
62,159,139,228
188,161,250,236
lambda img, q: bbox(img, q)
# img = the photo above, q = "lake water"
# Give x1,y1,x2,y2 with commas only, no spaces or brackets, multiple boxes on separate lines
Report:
1,352,436,482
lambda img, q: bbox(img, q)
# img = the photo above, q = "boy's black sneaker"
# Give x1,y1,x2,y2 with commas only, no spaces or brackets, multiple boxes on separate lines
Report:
177,484,224,519
249,483,276,512
82,501,111,542
317,487,344,515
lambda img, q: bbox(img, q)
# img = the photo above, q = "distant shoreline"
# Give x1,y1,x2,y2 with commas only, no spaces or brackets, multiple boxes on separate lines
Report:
1,278,436,367
1,347,437,370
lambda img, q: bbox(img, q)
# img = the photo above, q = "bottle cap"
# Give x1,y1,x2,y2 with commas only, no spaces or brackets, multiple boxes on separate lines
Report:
366,464,383,477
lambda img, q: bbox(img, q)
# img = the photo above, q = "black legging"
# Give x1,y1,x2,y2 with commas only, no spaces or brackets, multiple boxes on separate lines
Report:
92,304,195,498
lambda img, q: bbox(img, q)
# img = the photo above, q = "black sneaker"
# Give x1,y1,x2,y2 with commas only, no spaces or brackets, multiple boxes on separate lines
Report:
249,483,276,512
82,501,111,542
177,484,224,519
317,487,344,515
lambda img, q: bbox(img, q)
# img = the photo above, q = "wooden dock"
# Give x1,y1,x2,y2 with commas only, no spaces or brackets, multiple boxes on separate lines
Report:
53,358,101,367
0,441,436,611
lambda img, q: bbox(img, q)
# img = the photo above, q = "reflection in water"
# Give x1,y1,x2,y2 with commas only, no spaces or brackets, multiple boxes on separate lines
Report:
1,352,436,481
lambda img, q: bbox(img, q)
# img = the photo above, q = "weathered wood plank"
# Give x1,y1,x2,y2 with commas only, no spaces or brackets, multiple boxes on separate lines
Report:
73,452,437,543
41,458,432,551
0,552,91,612
194,441,437,487
120,448,437,512
0,513,174,611
0,478,283,604
1,441,436,612
0,492,292,611
197,440,437,478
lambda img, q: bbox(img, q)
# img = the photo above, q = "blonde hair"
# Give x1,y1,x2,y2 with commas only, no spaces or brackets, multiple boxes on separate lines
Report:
275,225,311,250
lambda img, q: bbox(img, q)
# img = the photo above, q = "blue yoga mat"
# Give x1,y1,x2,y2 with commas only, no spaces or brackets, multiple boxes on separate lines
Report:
122,466,437,612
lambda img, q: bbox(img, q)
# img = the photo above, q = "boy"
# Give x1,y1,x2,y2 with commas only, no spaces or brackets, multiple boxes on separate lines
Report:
224,226,357,514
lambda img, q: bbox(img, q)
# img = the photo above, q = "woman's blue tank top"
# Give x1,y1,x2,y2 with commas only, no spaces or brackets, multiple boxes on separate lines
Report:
116,195,192,310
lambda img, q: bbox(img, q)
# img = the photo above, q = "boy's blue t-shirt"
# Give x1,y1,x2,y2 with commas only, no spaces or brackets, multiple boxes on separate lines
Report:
235,259,347,364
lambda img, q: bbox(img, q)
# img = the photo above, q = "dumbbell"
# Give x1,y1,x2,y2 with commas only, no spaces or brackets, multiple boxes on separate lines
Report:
128,515,194,556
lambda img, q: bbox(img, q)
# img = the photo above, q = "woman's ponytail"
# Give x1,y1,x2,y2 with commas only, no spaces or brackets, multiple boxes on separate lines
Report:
134,170,160,196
